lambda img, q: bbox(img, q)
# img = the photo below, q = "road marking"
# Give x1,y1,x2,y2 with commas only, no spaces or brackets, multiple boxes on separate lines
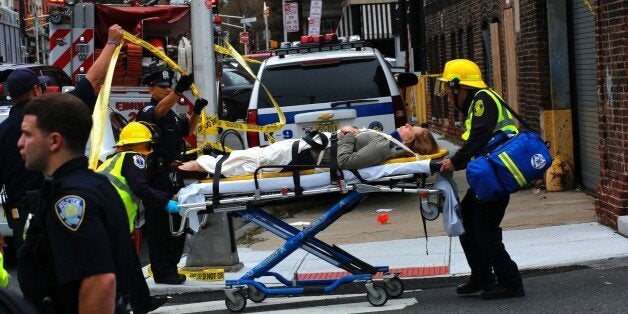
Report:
152,294,418,313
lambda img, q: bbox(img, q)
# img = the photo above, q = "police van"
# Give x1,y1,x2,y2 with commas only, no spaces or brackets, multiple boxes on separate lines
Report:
244,36,417,147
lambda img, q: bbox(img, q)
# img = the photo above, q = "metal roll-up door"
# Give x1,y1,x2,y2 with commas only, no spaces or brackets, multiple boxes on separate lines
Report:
570,0,599,193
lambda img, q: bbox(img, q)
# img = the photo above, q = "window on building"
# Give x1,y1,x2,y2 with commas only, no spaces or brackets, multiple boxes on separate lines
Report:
481,21,492,86
466,26,474,60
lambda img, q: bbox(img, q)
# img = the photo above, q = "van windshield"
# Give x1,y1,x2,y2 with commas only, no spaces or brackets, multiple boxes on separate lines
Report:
257,57,390,108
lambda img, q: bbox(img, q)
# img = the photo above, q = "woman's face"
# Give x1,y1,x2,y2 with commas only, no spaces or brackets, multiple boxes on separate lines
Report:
397,124,427,145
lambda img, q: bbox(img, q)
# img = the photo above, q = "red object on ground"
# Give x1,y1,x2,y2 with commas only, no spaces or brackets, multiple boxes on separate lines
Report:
377,213,389,224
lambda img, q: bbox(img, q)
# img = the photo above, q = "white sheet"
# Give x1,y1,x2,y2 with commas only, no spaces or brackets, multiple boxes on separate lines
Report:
177,159,432,205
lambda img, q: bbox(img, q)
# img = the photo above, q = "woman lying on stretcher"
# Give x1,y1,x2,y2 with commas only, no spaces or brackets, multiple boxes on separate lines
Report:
176,123,440,178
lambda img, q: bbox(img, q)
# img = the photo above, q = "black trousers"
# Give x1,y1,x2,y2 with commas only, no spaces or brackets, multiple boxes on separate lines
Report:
130,246,151,310
144,171,186,280
459,189,523,288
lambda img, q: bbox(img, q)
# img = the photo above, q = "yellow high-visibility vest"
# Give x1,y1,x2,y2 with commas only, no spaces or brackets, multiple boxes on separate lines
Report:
462,89,518,141
96,152,139,232
0,252,9,287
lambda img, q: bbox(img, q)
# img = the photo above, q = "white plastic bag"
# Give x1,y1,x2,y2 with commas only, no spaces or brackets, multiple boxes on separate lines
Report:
434,173,465,237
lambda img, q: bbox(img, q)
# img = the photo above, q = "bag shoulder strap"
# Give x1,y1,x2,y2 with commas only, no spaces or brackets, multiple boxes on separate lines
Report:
482,89,537,132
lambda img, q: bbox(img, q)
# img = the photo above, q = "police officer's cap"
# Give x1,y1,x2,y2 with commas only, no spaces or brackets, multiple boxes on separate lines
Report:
144,69,174,87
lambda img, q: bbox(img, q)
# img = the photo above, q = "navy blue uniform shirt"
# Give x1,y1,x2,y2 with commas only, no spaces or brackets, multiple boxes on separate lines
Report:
17,157,132,313
135,98,188,164
450,90,500,169
0,79,96,209
120,152,170,209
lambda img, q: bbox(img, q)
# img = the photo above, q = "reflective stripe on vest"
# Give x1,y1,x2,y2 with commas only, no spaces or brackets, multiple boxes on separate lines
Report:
96,152,138,232
462,89,518,141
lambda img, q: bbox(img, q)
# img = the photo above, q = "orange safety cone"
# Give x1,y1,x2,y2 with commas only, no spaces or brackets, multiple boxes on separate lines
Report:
376,213,389,224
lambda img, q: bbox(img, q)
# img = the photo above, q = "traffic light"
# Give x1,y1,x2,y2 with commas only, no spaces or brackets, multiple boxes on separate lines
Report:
211,0,219,14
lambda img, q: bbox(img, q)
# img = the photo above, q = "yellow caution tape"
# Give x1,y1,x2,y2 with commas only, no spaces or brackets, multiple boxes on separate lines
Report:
121,31,285,149
146,266,225,282
582,0,595,15
89,43,123,170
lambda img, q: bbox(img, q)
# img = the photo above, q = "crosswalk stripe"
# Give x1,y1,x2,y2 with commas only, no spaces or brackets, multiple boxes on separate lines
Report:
152,294,418,313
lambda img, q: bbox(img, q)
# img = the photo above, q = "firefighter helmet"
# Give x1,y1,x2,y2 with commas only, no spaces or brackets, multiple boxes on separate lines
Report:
435,59,488,96
116,122,153,147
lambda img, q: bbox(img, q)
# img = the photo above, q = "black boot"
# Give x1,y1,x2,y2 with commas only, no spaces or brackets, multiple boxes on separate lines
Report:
155,273,186,285
456,281,494,295
481,285,525,300
133,295,169,314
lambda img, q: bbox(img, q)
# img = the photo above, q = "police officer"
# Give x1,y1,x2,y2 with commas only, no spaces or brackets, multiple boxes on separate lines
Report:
435,59,524,300
16,93,132,312
97,122,180,312
135,69,207,284
0,25,124,251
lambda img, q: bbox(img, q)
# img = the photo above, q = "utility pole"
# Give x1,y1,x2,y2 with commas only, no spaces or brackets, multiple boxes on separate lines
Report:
32,3,40,64
186,0,241,271
242,21,248,55
282,0,287,42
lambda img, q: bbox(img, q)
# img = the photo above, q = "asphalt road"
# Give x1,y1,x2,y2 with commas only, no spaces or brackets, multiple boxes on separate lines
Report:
155,257,627,313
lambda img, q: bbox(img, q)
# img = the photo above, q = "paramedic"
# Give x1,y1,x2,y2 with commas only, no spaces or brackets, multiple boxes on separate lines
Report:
0,24,125,250
135,69,207,285
96,122,179,312
16,93,132,313
435,59,524,300
176,123,440,177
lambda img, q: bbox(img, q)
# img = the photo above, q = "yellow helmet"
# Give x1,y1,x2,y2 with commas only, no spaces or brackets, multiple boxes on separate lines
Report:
116,122,153,147
435,59,487,96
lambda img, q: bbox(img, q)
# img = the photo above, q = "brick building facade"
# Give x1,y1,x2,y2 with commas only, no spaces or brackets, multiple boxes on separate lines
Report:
421,0,626,229
594,0,627,228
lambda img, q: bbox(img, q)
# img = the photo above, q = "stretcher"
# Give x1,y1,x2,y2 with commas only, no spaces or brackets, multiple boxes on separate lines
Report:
174,149,448,312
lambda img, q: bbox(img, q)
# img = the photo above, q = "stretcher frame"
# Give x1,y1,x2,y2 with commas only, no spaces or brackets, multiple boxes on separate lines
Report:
172,152,447,312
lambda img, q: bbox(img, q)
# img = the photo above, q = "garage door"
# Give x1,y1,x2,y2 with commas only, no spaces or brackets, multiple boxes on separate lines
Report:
570,0,599,193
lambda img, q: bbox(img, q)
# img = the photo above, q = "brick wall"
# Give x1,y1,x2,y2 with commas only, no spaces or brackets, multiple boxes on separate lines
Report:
423,0,549,140
517,0,550,131
594,0,628,228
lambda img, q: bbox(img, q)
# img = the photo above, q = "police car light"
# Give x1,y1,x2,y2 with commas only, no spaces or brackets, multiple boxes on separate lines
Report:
276,34,364,58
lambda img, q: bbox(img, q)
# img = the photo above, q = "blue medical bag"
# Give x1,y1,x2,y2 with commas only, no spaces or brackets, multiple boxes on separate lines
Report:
466,131,552,202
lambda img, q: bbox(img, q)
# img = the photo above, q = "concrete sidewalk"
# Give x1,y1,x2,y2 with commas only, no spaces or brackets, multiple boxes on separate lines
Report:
146,133,628,295
147,222,628,295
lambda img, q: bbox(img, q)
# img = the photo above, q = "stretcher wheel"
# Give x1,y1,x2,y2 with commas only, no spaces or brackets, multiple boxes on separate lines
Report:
225,291,247,312
384,277,404,298
247,285,267,303
421,202,440,221
366,286,388,307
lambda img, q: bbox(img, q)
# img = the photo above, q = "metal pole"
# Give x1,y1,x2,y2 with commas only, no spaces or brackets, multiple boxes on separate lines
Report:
242,22,248,55
264,2,269,50
33,4,40,64
186,0,241,270
282,0,287,42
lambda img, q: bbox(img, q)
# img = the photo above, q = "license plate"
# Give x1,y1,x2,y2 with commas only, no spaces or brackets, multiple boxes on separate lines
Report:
315,121,339,133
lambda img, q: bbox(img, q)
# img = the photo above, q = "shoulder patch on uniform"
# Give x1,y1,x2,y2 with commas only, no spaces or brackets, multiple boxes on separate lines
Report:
142,106,153,112
473,100,485,117
55,195,86,231
133,154,146,169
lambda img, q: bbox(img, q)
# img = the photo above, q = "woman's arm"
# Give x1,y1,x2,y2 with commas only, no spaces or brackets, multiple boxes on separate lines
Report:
336,133,390,169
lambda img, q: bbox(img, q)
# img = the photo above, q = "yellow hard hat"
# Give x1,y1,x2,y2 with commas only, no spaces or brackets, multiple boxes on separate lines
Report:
435,59,487,96
116,122,153,147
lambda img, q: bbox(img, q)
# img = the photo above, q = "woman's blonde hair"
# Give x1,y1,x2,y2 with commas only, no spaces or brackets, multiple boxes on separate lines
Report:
407,123,440,155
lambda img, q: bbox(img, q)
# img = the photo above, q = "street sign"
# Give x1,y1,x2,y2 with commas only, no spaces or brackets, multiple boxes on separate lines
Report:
283,2,299,33
241,17,257,24
239,31,249,43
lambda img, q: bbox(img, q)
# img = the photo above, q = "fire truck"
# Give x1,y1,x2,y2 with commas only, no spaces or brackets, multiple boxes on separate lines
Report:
47,0,197,124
